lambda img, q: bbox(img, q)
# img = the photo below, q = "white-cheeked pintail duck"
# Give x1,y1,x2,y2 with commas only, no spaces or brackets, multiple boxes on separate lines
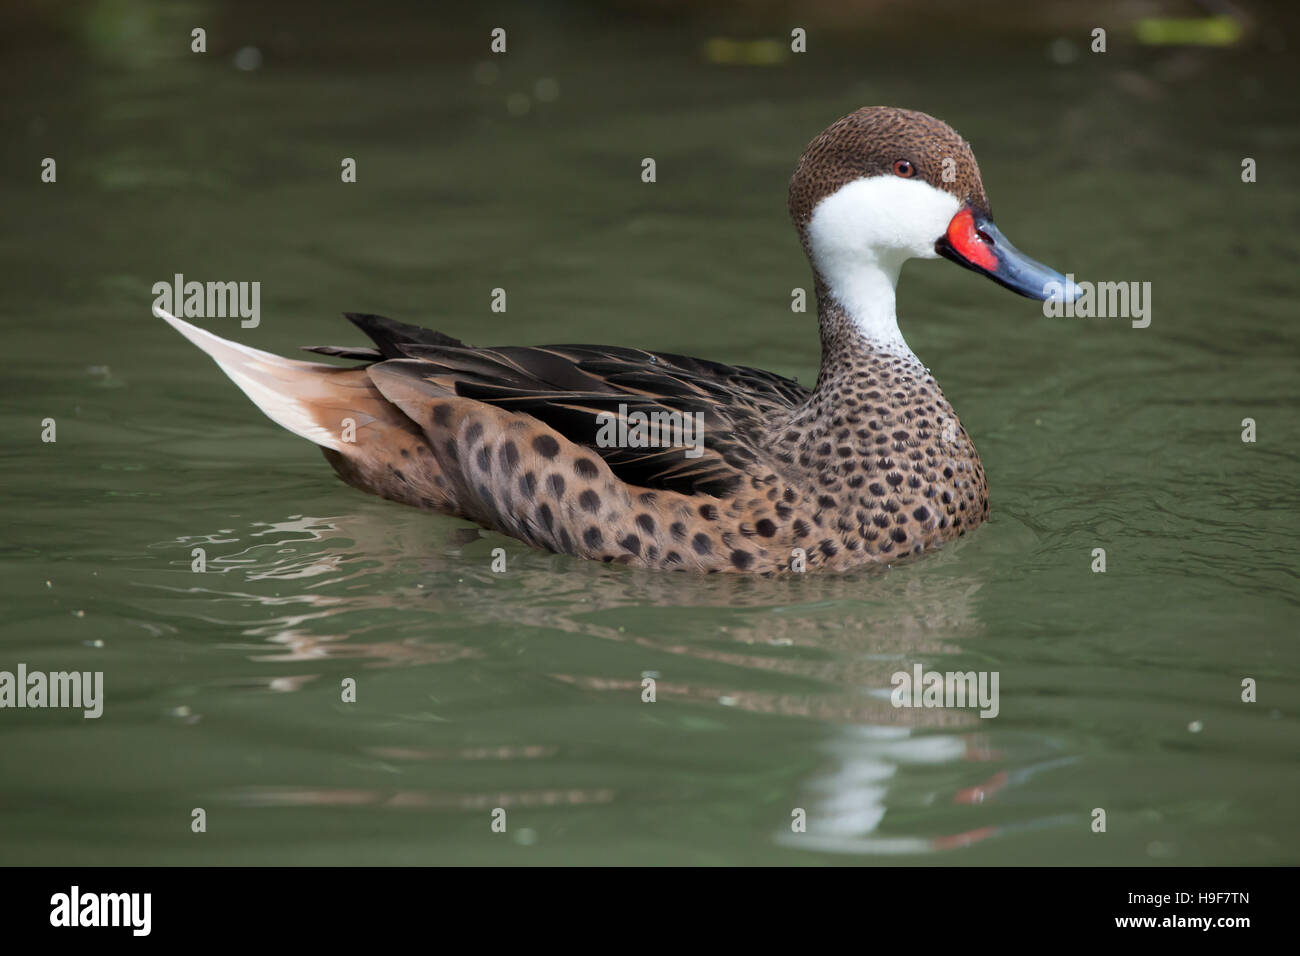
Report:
159,106,1078,573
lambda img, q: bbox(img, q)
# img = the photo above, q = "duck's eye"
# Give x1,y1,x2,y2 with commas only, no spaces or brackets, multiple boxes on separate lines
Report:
893,159,916,178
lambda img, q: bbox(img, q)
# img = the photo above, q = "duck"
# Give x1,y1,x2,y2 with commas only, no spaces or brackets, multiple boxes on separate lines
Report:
158,106,1077,573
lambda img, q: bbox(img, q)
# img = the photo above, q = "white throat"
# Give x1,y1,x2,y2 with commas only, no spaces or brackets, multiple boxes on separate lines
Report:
821,254,908,353
805,176,960,358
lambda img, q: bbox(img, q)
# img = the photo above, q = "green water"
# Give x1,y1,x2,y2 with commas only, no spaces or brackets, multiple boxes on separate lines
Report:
2,1,1297,865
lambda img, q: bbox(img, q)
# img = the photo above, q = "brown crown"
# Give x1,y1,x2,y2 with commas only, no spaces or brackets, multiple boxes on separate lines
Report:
788,106,990,242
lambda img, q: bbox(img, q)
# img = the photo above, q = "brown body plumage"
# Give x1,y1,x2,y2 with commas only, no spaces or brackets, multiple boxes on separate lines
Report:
162,106,1079,573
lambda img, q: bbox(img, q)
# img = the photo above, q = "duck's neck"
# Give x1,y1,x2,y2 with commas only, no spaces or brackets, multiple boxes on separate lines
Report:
764,269,937,450
816,258,911,355
812,266,922,394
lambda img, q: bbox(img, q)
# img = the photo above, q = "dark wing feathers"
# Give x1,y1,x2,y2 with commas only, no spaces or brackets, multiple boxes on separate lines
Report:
300,345,384,360
344,313,467,357
396,344,618,394
310,314,809,496
302,314,465,360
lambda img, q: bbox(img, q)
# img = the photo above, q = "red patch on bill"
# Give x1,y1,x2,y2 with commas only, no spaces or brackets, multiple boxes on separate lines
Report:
945,208,997,271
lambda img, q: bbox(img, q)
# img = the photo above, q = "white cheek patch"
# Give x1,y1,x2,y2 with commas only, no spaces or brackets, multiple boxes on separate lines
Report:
805,176,960,357
807,175,961,265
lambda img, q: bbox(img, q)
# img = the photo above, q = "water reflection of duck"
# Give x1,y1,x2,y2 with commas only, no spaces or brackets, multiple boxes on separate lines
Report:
156,509,990,729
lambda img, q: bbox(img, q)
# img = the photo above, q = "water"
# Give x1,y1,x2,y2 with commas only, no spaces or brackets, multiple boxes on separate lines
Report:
2,1,1297,865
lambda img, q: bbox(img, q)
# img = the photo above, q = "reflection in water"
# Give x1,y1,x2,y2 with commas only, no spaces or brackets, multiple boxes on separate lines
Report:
143,509,1079,854
149,514,478,668
776,725,1079,856
150,510,990,714
230,786,615,812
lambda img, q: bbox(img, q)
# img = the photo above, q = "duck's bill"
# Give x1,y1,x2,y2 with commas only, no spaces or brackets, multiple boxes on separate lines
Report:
935,206,1080,303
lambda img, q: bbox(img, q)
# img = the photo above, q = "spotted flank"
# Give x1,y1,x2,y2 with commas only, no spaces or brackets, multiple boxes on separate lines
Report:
160,106,1079,573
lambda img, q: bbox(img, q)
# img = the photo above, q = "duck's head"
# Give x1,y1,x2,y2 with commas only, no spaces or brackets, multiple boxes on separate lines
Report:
789,106,1076,338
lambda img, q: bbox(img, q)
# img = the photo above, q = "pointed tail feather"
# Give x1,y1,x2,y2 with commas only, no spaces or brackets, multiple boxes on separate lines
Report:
157,307,462,512
155,306,353,451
